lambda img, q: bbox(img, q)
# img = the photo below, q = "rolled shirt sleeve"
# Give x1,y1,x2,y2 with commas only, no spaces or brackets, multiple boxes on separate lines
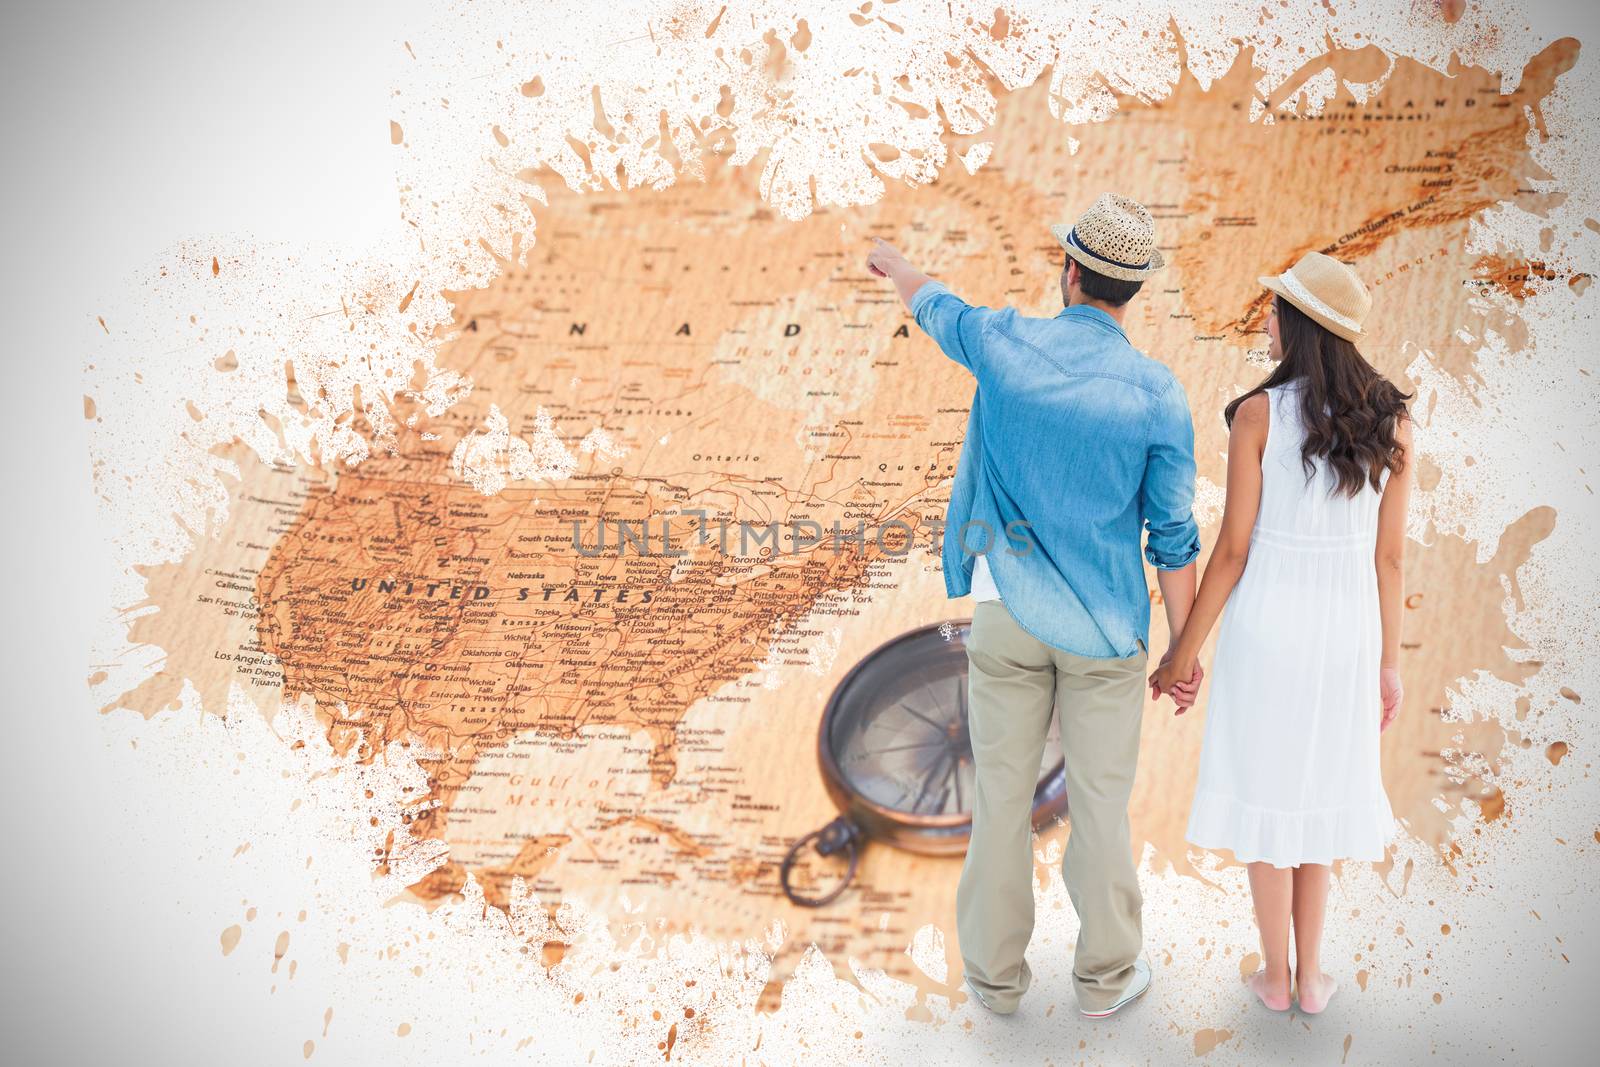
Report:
909,279,999,374
1140,378,1203,569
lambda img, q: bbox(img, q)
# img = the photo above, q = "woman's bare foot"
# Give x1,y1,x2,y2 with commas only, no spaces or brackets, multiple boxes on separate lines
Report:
1248,970,1291,1011
1296,971,1338,1014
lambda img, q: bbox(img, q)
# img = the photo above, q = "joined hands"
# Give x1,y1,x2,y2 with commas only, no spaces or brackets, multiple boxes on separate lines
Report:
1149,651,1203,715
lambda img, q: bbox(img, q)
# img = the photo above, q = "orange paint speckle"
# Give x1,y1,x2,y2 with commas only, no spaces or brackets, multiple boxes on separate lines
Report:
1475,786,1507,821
272,930,290,973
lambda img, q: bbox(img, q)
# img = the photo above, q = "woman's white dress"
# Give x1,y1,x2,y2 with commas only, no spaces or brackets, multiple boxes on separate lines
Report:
1186,379,1396,868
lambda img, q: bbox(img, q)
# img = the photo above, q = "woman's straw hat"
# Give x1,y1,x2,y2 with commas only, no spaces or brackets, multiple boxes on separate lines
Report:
1049,193,1165,281
1259,251,1372,342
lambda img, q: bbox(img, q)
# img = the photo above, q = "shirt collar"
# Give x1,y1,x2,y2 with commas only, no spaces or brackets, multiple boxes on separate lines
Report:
1055,302,1129,342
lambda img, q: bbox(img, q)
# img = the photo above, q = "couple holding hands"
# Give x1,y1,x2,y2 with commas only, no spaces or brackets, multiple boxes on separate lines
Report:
866,193,1411,1019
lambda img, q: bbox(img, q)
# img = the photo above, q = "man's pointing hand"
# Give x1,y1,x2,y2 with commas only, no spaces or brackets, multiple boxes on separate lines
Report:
866,237,907,278
866,237,934,311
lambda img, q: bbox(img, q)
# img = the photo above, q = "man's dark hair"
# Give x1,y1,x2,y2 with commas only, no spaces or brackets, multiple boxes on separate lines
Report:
1071,260,1144,306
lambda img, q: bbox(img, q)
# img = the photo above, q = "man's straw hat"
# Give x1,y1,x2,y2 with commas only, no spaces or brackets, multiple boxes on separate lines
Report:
1259,251,1372,342
1049,193,1165,282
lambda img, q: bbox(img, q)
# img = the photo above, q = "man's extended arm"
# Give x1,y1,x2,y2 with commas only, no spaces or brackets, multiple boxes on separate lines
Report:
866,237,1000,374
866,237,934,309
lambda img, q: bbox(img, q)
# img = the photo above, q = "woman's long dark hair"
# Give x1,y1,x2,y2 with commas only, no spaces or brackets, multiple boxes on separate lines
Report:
1225,294,1413,496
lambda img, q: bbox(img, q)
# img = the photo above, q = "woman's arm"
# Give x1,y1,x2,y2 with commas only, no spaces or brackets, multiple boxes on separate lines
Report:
1375,414,1414,731
1149,391,1268,711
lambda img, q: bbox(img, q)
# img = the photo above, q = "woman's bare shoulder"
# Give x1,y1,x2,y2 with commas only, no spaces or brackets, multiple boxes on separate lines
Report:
1231,391,1270,431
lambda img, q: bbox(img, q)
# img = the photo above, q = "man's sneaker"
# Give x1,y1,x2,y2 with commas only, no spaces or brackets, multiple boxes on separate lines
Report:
963,975,1018,1015
1079,957,1152,1018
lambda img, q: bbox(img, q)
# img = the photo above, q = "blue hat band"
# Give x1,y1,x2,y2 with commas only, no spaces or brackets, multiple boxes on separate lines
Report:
1067,227,1151,272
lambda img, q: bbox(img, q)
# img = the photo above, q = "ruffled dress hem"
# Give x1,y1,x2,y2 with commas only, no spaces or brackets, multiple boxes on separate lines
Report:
1185,788,1395,869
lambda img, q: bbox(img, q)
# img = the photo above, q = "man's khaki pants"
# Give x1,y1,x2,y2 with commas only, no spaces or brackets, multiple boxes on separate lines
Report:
956,599,1148,1014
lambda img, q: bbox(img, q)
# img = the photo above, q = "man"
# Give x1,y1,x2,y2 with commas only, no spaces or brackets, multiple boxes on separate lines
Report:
865,192,1203,1018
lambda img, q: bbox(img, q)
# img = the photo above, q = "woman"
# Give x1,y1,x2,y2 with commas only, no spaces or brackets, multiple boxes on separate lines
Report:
1149,250,1412,1014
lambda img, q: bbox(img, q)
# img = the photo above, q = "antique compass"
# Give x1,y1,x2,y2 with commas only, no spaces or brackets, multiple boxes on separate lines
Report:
780,618,1068,906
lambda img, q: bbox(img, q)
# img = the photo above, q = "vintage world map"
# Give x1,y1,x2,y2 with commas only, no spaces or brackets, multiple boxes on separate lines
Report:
103,33,1579,1008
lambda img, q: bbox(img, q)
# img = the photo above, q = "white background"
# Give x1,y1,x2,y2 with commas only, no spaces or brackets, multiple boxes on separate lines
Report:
2,3,424,1062
4,2,1599,1065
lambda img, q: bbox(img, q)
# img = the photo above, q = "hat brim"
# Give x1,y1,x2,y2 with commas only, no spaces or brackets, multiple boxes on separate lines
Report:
1259,274,1364,342
1051,223,1164,281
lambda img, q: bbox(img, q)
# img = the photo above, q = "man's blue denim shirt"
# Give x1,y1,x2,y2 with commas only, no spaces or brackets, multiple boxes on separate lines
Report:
911,279,1202,659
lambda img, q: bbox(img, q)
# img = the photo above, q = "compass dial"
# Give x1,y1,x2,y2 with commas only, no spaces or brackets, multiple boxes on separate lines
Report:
824,620,1065,822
